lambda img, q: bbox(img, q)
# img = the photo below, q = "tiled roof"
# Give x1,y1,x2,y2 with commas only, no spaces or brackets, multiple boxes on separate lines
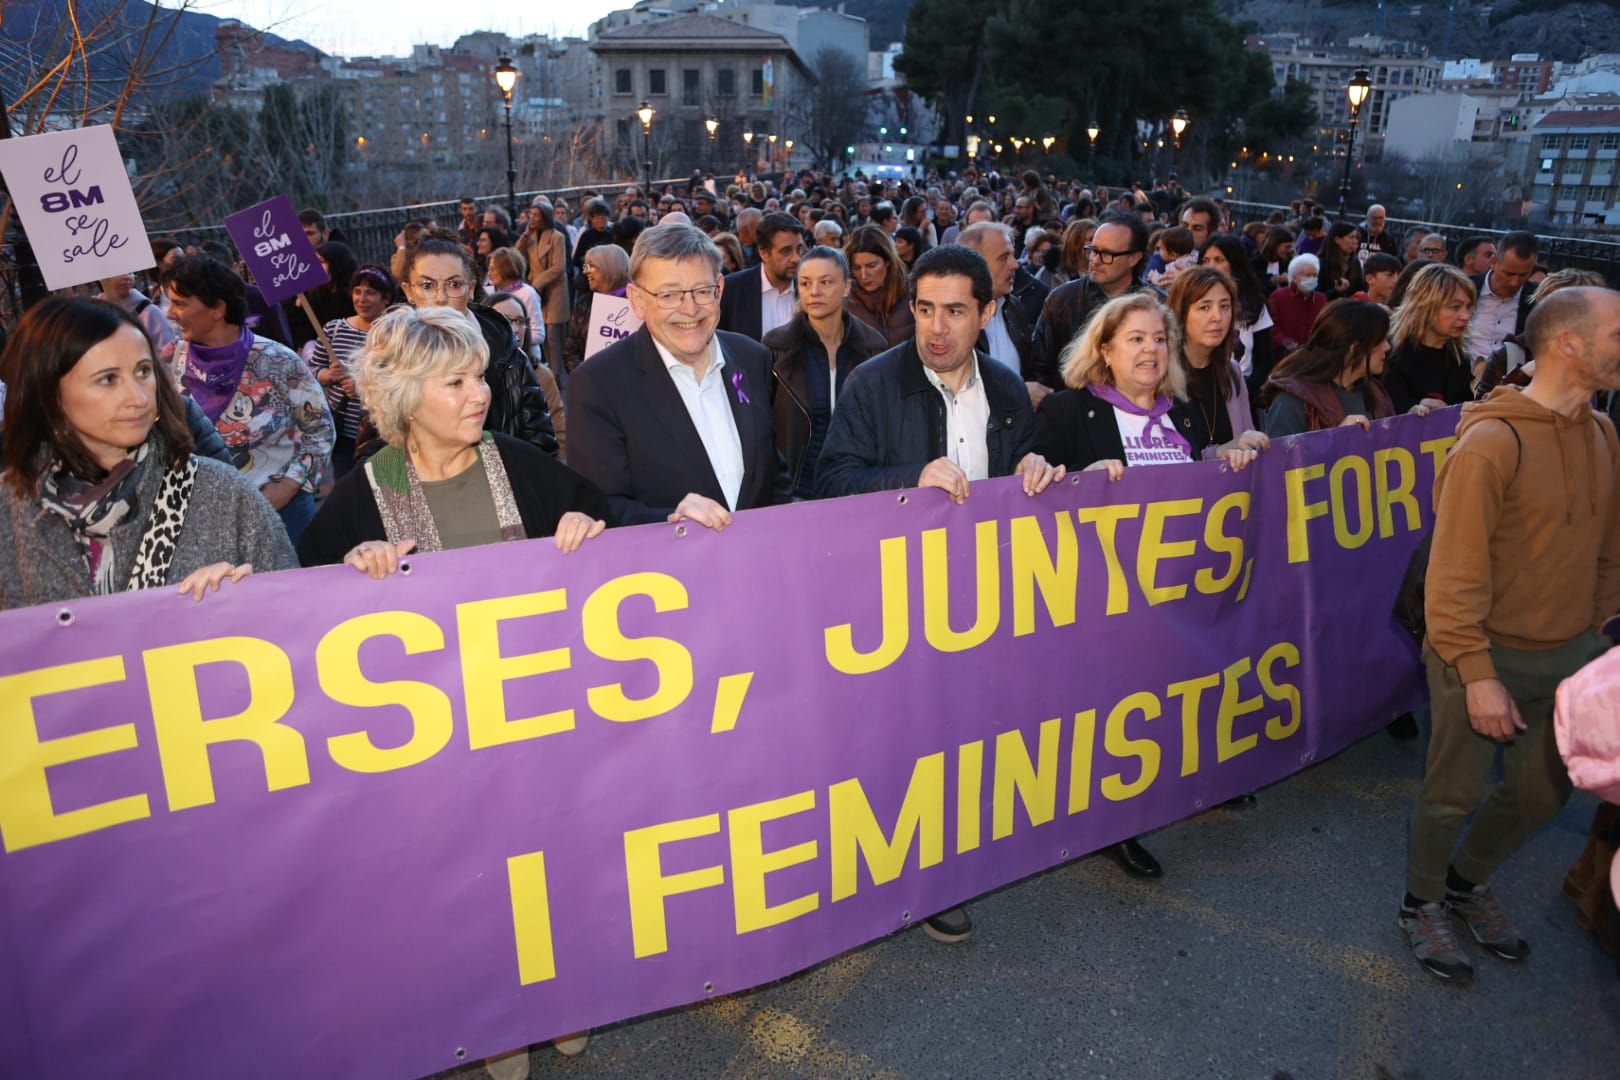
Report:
1536,109,1620,128
596,13,786,43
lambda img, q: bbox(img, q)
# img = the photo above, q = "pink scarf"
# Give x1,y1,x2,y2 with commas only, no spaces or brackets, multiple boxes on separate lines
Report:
1087,382,1193,459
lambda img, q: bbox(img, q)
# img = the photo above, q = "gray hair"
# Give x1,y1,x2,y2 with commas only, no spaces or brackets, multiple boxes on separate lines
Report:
958,220,1015,250
813,219,844,245
585,242,631,291
352,306,489,447
629,223,725,282
1287,252,1321,278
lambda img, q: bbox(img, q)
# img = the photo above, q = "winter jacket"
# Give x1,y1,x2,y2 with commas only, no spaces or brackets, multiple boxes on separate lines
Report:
763,312,888,495
471,304,559,456
1425,387,1620,684
1556,646,1620,806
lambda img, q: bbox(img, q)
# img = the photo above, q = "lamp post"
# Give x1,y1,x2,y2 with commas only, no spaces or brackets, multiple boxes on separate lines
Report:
637,100,655,199
767,131,778,170
1042,135,1055,153
784,138,794,171
494,57,519,225
705,116,718,172
1338,67,1372,221
1170,107,1188,174
742,128,754,177
1086,120,1100,174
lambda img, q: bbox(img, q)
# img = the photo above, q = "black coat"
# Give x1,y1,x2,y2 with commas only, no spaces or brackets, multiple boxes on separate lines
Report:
764,312,889,494
472,304,559,456
1031,276,1163,391
975,290,1041,386
296,433,611,567
565,326,791,525
1033,386,1213,470
815,340,1037,499
717,265,766,341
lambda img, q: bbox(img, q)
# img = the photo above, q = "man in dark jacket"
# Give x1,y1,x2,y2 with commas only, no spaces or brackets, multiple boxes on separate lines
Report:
568,223,790,527
1031,214,1163,386
958,222,1045,405
718,211,804,341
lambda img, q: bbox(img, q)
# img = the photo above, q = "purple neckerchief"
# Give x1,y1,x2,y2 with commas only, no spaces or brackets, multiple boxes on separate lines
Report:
1087,381,1194,460
183,325,253,422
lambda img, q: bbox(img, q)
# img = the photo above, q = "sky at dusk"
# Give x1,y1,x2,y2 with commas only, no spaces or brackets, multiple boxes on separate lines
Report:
181,0,628,57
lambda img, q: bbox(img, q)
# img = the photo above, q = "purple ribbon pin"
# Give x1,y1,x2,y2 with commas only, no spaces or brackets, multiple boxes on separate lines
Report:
732,370,750,404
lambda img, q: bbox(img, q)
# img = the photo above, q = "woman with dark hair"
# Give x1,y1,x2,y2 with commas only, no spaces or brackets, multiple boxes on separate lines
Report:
893,225,926,269
844,224,914,347
166,255,334,545
762,245,888,499
400,237,557,455
1384,263,1478,413
0,297,294,610
1253,226,1296,291
304,241,359,341
1260,299,1402,437
1198,234,1276,397
1321,221,1367,299
1167,267,1264,445
310,264,395,478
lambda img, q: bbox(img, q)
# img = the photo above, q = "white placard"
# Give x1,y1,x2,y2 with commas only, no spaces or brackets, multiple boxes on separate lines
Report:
583,293,643,360
0,124,153,291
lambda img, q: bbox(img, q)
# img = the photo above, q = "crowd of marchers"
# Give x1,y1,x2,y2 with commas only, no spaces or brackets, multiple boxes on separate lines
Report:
2,164,1620,1073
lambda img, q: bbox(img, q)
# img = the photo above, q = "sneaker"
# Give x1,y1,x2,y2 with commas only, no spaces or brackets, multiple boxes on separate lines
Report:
1447,883,1530,961
923,906,973,943
1398,900,1473,983
554,1031,590,1057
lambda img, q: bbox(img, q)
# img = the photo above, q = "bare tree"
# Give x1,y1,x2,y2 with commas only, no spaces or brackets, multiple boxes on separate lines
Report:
799,47,868,172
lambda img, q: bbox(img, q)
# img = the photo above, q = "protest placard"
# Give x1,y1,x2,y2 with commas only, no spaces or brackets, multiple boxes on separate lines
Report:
0,124,152,291
224,195,329,306
583,292,643,360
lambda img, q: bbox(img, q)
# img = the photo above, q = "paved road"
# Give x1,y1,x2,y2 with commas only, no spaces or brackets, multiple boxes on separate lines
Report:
437,728,1620,1079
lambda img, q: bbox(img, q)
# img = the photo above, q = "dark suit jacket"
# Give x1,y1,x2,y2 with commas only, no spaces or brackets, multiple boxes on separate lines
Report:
718,265,765,341
566,327,791,525
975,291,1040,386
1467,272,1535,339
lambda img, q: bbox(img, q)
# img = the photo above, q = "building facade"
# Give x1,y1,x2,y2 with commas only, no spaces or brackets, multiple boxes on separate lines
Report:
1527,109,1620,226
1257,35,1443,157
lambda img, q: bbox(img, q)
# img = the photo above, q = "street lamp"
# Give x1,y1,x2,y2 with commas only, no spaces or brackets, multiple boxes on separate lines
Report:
705,116,718,172
785,138,794,169
1338,67,1372,221
493,56,519,225
1042,135,1055,153
742,128,754,176
767,131,778,169
1170,108,1188,149
1086,120,1100,172
637,99,655,198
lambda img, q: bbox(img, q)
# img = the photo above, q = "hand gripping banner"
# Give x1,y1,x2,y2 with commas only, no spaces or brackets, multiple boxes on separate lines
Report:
0,411,1458,1077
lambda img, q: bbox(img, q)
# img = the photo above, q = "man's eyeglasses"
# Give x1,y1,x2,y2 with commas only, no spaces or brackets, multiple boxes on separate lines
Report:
412,278,470,298
637,284,721,310
1084,245,1136,265
1419,245,1447,256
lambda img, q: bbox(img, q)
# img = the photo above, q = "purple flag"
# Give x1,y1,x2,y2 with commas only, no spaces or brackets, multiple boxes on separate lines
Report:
224,194,329,304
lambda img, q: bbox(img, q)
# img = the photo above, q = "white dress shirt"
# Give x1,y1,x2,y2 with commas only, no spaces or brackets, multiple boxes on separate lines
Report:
981,304,1021,375
760,264,797,338
1466,272,1522,361
652,335,746,510
923,356,991,481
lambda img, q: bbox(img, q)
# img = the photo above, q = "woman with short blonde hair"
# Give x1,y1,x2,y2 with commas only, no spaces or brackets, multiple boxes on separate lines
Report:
297,305,611,577
1385,262,1478,412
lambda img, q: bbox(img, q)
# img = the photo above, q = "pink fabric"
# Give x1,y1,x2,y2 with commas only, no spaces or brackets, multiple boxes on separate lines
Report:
1553,646,1620,903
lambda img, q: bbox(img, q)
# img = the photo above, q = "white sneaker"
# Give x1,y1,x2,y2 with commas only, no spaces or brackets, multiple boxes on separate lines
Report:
554,1030,590,1057
483,1047,530,1080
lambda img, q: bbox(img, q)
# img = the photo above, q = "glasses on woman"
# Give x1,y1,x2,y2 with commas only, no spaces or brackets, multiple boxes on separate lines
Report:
412,277,470,298
638,284,721,310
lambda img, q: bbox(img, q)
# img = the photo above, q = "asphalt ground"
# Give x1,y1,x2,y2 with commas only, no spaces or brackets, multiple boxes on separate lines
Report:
434,725,1620,1080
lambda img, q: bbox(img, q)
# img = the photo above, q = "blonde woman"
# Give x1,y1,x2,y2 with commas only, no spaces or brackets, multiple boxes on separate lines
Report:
1033,291,1269,482
1385,263,1478,413
297,306,608,575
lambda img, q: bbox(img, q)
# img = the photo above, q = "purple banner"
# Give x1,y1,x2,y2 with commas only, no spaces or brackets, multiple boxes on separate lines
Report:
223,194,329,305
0,411,1461,1078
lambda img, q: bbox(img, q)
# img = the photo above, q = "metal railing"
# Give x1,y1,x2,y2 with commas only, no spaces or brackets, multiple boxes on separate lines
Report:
162,179,688,271
1223,199,1620,282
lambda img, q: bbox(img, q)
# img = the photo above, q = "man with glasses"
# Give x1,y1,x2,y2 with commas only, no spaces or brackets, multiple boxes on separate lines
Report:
1417,232,1449,262
1030,213,1160,388
718,211,805,341
567,223,790,528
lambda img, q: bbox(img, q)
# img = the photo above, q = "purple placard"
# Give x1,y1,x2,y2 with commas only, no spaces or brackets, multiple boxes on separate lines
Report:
223,194,329,305
0,411,1460,1079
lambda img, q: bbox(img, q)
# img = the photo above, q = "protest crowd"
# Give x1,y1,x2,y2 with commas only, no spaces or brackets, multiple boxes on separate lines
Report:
4,161,1620,1071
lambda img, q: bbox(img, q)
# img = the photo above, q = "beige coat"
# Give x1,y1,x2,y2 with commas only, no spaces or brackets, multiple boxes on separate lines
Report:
522,228,570,324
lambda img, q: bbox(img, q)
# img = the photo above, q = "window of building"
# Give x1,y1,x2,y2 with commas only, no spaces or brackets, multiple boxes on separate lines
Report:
1542,134,1564,151
649,68,667,95
614,68,632,95
752,67,764,98
1570,134,1591,150
718,67,736,96
683,68,700,105
1539,157,1555,173
1602,133,1620,150
616,117,630,146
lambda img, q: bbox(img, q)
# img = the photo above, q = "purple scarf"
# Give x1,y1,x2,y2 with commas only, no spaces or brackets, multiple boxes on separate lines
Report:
182,325,253,422
1087,381,1194,460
